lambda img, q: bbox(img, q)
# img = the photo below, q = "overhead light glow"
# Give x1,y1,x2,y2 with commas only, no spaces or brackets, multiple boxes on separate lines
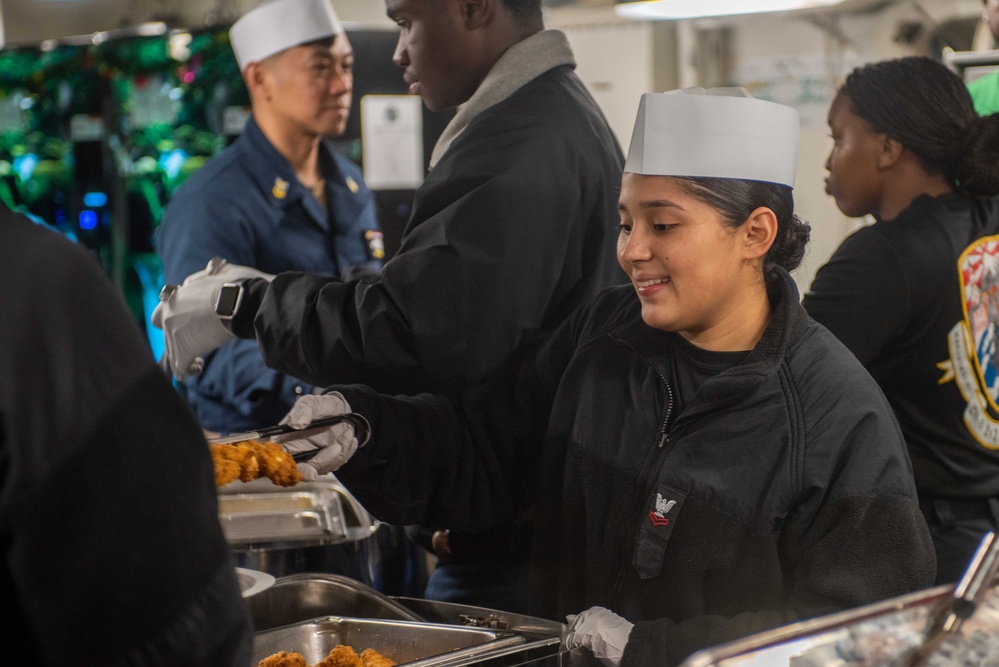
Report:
615,0,845,20
136,22,168,36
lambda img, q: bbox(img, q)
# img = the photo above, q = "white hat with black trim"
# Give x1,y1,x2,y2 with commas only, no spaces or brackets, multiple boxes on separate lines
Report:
230,0,343,71
624,87,800,188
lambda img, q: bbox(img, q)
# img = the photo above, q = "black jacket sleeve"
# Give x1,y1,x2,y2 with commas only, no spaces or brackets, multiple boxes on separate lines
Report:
248,81,623,395
0,213,252,666
331,299,591,530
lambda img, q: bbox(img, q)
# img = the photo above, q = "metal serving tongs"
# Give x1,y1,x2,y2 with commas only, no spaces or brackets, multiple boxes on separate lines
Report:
206,413,371,461
893,530,999,667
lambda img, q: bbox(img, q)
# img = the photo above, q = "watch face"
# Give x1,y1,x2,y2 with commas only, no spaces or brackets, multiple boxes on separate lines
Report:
215,283,242,317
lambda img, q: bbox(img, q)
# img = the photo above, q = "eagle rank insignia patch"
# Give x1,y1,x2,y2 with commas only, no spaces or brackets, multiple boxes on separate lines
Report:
650,493,677,527
633,485,686,580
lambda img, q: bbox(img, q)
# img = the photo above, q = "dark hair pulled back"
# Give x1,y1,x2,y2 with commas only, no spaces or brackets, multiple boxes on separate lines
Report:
676,177,811,285
841,56,999,197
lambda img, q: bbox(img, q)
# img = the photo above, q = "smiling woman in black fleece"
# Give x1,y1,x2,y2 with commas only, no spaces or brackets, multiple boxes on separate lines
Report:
275,88,937,667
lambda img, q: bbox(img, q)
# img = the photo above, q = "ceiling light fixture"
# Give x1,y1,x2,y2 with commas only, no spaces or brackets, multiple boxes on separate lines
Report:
614,0,846,20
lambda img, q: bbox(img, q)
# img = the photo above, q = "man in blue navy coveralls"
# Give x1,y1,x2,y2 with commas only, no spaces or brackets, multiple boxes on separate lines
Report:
156,0,383,434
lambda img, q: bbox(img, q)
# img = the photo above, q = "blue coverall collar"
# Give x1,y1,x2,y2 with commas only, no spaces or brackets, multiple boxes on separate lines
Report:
241,115,337,221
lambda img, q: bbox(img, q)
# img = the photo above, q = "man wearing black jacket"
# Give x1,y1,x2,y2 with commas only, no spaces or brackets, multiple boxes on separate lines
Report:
153,0,625,612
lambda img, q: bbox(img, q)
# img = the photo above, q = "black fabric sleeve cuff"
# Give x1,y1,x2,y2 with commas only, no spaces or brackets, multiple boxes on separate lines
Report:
230,278,268,339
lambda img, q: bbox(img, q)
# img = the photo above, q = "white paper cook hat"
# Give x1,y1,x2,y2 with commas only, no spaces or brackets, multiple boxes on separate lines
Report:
230,0,344,71
624,87,800,187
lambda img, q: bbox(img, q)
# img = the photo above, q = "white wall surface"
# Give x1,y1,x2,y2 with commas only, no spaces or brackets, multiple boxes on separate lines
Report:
550,13,657,151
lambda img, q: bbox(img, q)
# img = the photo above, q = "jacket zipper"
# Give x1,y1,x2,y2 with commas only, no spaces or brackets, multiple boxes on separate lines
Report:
610,411,694,601
608,334,685,600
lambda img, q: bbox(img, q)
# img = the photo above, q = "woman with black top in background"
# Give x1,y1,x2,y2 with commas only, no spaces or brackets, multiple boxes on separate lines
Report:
804,55,999,584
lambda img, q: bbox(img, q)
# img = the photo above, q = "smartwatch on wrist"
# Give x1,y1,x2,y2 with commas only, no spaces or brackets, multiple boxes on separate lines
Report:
214,279,247,328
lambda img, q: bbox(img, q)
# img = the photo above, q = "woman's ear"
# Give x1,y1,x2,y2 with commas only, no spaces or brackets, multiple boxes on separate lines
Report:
743,207,778,261
877,135,904,170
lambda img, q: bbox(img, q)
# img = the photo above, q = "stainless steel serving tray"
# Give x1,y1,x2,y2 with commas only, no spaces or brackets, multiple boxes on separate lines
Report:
251,615,527,667
218,476,379,549
248,573,423,632
679,581,999,667
388,598,566,667
392,597,565,637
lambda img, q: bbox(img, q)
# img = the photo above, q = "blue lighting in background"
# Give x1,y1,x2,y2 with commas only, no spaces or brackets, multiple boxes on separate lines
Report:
133,256,166,360
79,209,98,230
83,191,108,208
159,148,188,180
13,153,38,182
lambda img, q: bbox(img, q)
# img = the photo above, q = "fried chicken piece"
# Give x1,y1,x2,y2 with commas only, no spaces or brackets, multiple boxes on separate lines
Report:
360,647,397,667
213,456,241,486
255,441,304,487
211,443,244,485
315,644,362,667
211,442,259,483
257,651,308,667
210,441,303,487
237,445,261,482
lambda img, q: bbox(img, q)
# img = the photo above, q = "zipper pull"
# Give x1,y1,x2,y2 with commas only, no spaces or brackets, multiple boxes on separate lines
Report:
658,432,668,448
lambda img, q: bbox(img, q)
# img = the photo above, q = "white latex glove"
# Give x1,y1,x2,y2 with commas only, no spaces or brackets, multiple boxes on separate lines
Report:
151,257,273,380
272,393,370,481
564,607,634,667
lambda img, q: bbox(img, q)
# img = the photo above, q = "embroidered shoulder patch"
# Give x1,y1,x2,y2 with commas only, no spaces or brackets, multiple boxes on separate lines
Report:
944,235,999,449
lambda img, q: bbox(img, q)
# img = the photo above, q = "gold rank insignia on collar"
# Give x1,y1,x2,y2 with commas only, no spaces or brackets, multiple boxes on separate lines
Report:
272,177,289,199
346,176,359,193
364,230,385,260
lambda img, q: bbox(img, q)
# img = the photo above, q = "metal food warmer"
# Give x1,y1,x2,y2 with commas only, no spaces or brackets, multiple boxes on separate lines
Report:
224,478,999,667
220,476,568,667
239,572,999,667
242,573,565,667
218,475,382,582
